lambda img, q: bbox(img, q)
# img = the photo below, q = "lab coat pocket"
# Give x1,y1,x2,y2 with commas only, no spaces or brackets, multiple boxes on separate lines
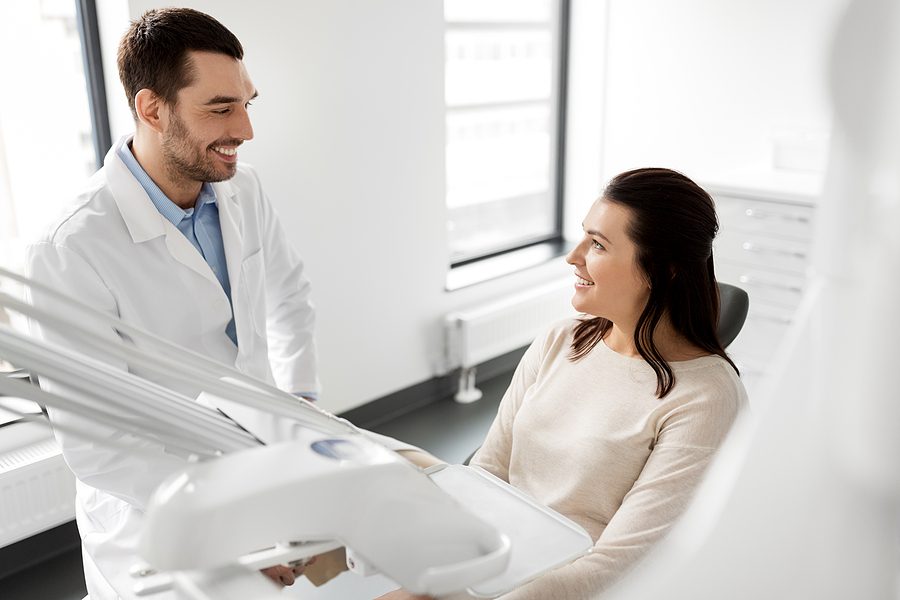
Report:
240,249,268,340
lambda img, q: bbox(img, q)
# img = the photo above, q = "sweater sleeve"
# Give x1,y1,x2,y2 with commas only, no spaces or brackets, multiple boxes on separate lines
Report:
493,376,744,600
469,330,545,480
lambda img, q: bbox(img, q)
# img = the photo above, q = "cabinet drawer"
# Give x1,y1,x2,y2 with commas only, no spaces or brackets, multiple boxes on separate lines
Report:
717,263,806,309
715,230,811,274
716,195,815,241
727,301,795,363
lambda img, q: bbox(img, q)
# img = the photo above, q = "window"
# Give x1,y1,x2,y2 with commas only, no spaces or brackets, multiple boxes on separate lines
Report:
444,0,568,268
0,0,110,273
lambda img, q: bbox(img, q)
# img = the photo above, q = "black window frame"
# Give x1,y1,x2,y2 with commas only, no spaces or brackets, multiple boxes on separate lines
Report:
75,0,112,170
447,0,571,270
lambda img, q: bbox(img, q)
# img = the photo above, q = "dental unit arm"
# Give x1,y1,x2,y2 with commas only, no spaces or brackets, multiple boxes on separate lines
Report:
0,269,593,599
140,432,510,597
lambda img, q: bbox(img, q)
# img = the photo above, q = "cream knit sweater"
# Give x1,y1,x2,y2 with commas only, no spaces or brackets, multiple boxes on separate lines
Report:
471,319,747,599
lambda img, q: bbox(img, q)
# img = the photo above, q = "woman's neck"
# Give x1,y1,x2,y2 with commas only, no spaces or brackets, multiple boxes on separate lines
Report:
604,324,641,358
604,317,708,361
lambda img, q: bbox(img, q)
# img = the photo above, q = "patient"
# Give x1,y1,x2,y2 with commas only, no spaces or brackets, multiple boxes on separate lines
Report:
376,167,748,600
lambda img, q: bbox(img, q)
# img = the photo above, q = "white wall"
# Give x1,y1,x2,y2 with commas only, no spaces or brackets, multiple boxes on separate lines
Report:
105,0,571,414
600,0,845,181
96,0,842,414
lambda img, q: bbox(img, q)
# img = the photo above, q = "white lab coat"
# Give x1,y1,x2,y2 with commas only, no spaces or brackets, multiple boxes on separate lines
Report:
26,135,319,599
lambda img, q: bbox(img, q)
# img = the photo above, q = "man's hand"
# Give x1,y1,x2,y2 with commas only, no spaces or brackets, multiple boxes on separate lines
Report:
261,556,314,587
262,565,296,586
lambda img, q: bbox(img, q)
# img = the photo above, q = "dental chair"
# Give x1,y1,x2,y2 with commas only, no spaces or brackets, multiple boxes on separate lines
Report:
715,281,749,349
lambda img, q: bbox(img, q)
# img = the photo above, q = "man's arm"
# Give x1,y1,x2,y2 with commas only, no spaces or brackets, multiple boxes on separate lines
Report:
254,178,319,395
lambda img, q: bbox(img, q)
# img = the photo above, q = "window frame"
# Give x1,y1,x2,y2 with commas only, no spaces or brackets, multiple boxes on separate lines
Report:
75,0,112,170
445,0,571,271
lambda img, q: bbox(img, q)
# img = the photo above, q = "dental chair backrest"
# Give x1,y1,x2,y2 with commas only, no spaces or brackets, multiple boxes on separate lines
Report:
716,281,749,349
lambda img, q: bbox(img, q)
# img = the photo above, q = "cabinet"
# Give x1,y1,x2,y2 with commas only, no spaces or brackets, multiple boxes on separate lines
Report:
704,173,822,398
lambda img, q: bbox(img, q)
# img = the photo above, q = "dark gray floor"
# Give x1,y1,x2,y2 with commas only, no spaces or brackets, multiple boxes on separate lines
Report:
0,371,511,600
368,372,510,464
0,548,88,600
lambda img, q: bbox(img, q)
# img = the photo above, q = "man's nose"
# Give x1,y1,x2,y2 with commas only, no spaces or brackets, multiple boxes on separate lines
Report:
233,107,254,141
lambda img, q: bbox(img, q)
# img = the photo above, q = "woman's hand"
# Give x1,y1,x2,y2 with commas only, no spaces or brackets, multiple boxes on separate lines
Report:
374,590,433,600
396,449,445,470
304,547,349,586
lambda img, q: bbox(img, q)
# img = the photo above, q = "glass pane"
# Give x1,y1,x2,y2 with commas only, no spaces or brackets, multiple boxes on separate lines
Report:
445,29,554,106
445,0,553,23
446,106,552,209
448,192,556,262
0,0,96,271
444,0,562,264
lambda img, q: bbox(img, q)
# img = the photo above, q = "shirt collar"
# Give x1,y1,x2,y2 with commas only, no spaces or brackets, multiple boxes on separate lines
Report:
117,142,218,226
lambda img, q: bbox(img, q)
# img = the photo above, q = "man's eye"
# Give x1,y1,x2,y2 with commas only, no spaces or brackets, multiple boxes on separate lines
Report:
245,101,253,108
213,108,230,115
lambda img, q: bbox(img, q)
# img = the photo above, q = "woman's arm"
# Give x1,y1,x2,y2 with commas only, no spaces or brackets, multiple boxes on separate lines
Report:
469,334,546,479
494,381,744,599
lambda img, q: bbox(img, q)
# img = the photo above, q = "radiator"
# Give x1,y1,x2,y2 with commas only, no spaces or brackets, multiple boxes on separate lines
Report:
0,420,76,548
444,278,575,402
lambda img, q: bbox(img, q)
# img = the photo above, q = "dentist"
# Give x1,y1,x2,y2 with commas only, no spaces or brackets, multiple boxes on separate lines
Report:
28,8,318,597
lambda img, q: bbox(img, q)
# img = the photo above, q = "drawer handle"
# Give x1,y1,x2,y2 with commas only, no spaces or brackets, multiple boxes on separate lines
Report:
751,313,793,325
741,242,807,260
744,208,810,223
737,275,804,294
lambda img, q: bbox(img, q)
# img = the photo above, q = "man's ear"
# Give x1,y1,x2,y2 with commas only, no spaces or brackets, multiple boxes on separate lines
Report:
134,89,167,134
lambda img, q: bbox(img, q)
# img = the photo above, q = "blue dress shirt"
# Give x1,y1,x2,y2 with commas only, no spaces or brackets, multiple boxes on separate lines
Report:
117,143,237,347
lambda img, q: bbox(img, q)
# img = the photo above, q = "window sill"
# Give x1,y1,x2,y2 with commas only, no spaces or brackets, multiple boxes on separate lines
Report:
446,239,573,291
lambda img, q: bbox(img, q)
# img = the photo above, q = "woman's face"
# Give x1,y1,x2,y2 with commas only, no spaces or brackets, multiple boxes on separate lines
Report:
566,198,650,324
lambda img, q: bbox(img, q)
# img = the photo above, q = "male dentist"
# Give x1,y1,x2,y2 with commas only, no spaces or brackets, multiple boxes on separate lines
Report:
28,8,320,597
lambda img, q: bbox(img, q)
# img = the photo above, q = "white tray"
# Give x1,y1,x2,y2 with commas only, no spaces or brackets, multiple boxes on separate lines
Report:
427,464,593,598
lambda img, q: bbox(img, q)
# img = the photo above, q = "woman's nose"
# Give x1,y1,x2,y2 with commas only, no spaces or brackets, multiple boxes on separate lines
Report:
565,241,584,265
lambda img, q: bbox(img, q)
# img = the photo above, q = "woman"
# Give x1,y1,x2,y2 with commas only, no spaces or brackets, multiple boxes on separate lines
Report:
379,168,747,600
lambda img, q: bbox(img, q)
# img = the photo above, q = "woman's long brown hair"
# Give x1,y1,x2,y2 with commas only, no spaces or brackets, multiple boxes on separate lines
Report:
570,168,738,398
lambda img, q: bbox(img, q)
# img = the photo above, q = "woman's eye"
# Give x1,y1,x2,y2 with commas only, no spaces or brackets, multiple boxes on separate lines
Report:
591,240,605,251
245,101,253,108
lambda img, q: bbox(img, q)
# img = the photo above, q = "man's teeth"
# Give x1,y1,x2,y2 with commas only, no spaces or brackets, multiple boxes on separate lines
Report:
213,147,237,156
576,275,594,286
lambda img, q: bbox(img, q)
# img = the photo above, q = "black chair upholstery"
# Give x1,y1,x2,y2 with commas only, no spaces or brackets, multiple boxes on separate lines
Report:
716,282,749,349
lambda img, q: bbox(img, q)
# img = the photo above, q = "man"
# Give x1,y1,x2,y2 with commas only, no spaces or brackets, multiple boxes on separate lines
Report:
27,8,320,597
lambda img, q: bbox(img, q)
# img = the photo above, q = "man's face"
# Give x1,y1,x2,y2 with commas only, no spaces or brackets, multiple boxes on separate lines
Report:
161,51,257,184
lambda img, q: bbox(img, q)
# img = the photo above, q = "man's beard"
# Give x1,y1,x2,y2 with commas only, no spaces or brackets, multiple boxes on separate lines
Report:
162,110,239,184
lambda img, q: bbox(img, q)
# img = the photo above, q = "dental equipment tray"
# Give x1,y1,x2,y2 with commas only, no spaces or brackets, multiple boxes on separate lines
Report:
427,463,593,598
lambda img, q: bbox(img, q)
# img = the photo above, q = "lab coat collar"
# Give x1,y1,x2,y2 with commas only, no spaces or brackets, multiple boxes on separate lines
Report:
106,135,242,242
105,135,169,244
105,135,242,289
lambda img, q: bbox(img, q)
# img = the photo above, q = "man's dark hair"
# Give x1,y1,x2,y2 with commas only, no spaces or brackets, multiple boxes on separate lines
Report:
117,7,243,120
